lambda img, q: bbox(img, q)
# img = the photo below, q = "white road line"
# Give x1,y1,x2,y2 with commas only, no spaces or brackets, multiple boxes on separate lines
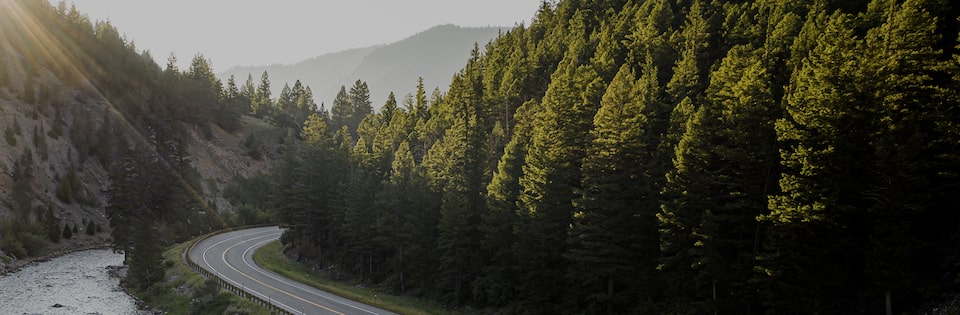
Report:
242,235,383,315
196,229,299,314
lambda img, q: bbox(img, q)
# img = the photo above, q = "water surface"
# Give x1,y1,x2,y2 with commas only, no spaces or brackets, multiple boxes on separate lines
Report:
0,249,144,315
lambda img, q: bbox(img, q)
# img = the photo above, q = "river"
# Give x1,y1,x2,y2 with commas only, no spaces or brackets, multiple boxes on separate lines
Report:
0,249,146,315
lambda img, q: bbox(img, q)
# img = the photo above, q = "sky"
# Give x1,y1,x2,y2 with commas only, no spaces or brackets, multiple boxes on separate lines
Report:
57,1,543,71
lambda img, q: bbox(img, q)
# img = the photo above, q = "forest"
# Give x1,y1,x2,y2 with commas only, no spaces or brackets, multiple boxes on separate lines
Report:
2,0,960,314
236,0,960,313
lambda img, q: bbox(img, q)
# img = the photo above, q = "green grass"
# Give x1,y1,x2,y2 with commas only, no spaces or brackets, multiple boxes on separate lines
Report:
128,238,271,315
253,241,462,315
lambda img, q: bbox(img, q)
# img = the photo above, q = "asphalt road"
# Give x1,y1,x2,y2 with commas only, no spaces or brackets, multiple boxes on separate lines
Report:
188,226,397,315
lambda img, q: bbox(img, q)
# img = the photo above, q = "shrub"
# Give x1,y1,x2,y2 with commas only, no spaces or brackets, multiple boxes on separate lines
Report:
0,235,27,259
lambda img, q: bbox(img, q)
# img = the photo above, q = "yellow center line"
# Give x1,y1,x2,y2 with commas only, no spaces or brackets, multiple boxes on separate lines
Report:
219,232,345,315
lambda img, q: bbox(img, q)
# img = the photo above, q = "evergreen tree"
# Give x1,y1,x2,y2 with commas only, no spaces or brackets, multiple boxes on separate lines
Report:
331,86,352,134
433,109,486,305
381,92,398,125
340,137,380,282
292,84,318,132
273,83,295,127
127,218,164,290
474,133,524,306
859,0,960,310
348,80,373,136
568,64,658,314
217,75,244,131
665,0,716,105
472,100,539,306
252,71,273,118
374,141,432,295
760,11,867,313
514,23,603,310
659,44,779,313
241,74,257,115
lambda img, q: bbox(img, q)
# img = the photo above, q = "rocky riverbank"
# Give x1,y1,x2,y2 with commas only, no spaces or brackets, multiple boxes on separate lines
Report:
0,235,110,276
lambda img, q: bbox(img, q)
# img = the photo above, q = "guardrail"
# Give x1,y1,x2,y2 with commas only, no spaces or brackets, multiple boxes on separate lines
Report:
182,226,293,315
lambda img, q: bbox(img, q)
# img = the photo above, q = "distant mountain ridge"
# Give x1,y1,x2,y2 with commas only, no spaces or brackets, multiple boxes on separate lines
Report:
221,24,507,110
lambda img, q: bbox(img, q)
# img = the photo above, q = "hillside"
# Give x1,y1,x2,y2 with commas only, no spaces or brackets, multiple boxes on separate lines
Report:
0,0,282,273
222,24,507,109
240,0,960,314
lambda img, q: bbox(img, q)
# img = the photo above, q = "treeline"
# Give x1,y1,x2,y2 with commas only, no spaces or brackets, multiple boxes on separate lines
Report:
224,0,960,314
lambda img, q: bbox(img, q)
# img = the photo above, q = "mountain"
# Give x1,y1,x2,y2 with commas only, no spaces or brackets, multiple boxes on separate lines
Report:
221,24,507,110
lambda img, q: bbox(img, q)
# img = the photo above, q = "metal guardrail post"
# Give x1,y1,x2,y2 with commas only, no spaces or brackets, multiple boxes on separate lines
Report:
182,226,292,315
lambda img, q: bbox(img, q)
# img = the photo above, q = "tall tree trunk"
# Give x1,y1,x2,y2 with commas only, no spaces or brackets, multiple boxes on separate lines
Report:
399,244,405,295
607,277,614,315
885,291,892,315
713,281,718,315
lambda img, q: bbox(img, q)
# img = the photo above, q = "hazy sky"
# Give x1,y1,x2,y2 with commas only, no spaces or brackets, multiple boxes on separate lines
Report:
60,1,542,71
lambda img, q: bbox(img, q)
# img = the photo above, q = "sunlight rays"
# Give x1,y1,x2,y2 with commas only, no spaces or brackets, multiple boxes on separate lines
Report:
0,0,227,230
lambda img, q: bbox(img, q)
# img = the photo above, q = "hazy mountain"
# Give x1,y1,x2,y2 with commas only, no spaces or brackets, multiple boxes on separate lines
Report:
221,24,507,110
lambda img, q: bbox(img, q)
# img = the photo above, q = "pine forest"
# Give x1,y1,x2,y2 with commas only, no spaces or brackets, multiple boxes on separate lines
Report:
1,0,960,314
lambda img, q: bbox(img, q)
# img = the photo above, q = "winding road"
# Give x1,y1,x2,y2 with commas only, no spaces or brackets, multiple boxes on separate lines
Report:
187,226,396,315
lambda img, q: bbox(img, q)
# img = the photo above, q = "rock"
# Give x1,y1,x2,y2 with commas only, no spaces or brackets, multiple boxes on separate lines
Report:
52,303,64,308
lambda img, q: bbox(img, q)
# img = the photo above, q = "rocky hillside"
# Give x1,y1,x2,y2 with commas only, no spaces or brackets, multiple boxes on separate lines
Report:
0,0,281,269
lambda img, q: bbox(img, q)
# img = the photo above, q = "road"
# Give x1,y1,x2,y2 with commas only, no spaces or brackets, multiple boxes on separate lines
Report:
187,226,397,315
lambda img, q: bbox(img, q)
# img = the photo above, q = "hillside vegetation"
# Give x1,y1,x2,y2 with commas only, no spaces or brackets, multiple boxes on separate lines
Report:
3,0,960,314
230,0,960,314
0,0,289,286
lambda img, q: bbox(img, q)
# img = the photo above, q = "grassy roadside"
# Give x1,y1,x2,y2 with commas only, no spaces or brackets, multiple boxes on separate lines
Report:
128,239,271,314
253,240,461,315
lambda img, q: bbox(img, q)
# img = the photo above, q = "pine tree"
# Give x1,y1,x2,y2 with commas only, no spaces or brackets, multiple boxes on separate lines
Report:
859,0,959,311
373,141,425,294
241,74,257,115
348,80,373,136
659,44,779,313
665,0,716,105
331,86,352,134
292,84,317,131
568,64,658,314
760,11,867,313
474,133,524,306
252,71,273,118
381,92,398,125
273,83,294,127
340,137,380,282
514,23,603,309
474,101,540,306
127,218,164,290
433,108,485,305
